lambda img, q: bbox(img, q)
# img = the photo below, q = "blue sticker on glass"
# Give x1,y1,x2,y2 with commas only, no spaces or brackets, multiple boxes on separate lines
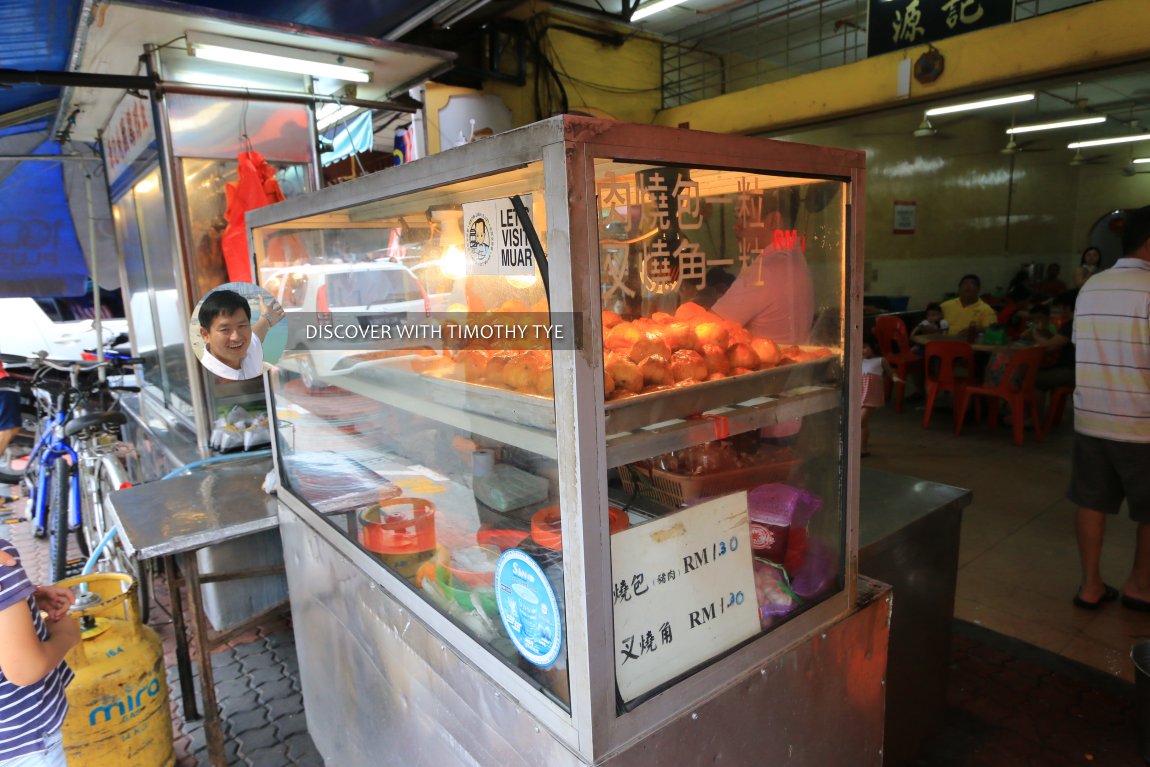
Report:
494,549,562,668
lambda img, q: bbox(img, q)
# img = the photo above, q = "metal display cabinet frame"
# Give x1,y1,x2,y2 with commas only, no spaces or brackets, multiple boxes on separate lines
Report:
248,116,868,764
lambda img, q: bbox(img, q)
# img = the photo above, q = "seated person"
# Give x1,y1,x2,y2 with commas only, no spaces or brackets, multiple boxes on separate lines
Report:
1034,290,1077,391
1036,263,1068,298
1019,303,1056,343
910,302,949,354
996,287,1036,340
940,274,997,339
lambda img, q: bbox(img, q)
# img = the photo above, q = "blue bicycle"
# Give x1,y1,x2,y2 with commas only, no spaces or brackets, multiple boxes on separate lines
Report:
19,355,139,583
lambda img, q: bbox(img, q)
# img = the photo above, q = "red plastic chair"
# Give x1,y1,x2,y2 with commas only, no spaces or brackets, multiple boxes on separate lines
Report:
956,347,1045,446
874,315,924,413
922,340,974,432
1043,385,1075,433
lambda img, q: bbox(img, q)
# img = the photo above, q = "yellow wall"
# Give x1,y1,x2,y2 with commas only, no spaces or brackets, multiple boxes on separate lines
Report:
655,0,1150,136
424,5,662,154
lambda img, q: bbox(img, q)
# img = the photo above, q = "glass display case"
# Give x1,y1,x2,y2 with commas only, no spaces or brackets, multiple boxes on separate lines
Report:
251,117,870,764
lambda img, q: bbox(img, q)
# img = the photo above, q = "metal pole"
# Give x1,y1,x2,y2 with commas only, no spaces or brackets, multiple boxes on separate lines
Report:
143,51,211,457
83,172,105,382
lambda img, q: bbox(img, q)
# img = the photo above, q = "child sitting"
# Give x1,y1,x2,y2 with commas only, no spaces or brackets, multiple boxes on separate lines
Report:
911,303,949,354
1021,303,1056,342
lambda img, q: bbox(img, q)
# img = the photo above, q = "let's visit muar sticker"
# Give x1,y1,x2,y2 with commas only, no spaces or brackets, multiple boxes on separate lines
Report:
461,196,535,277
495,549,562,667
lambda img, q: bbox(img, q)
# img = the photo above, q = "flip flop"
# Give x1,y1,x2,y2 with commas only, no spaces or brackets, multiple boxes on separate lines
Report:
1073,584,1119,610
1121,593,1150,613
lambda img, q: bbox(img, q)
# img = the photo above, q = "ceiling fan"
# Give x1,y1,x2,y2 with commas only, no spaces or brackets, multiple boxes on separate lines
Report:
1069,148,1108,166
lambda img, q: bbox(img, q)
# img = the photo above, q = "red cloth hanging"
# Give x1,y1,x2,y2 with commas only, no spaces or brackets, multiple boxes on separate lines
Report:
221,150,286,283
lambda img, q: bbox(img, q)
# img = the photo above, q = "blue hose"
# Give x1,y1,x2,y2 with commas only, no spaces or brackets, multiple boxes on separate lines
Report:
162,449,271,480
81,525,120,576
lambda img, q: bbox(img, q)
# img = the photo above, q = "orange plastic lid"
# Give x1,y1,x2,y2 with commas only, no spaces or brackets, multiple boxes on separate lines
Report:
531,505,630,551
358,497,436,555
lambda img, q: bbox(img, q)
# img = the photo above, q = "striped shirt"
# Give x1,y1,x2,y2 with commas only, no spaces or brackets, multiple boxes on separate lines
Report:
0,539,73,760
1073,258,1150,443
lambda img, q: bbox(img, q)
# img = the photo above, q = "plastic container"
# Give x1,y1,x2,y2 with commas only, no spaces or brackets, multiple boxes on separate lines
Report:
443,545,502,588
747,484,822,564
531,505,629,551
473,464,550,512
619,456,797,509
476,529,529,552
358,497,437,577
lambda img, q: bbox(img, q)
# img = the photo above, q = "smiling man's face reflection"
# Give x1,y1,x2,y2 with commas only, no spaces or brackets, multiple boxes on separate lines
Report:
200,307,252,371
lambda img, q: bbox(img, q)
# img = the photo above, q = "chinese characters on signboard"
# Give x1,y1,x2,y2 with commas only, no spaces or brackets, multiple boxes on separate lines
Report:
597,170,807,306
867,0,1012,58
610,494,760,702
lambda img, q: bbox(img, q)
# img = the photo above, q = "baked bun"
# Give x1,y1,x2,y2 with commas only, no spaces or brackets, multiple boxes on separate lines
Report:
628,331,672,364
670,349,708,382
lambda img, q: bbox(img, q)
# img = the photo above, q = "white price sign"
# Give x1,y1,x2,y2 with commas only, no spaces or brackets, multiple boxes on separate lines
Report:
611,494,760,702
461,196,536,276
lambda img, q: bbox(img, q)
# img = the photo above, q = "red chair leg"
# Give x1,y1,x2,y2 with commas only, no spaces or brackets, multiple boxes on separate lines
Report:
893,379,905,414
1030,398,1043,443
955,391,972,436
1011,399,1025,446
923,382,937,429
951,385,966,433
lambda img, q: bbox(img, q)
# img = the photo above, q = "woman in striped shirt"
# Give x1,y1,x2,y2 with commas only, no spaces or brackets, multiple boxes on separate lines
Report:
0,540,78,766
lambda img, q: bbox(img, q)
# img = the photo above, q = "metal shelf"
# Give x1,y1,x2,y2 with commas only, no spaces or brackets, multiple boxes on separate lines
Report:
605,385,840,468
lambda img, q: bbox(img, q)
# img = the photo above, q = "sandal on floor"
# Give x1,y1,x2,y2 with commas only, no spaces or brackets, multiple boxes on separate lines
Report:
1073,584,1118,610
1121,593,1150,612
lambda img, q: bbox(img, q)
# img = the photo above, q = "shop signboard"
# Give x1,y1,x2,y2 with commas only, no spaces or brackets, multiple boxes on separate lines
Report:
611,493,760,702
104,92,155,185
461,196,536,276
867,0,1013,58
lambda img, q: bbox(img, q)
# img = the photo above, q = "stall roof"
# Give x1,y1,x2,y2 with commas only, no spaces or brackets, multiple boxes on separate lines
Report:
57,0,453,142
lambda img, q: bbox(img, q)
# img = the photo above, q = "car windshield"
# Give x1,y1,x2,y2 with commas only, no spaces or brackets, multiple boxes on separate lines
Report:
326,269,423,309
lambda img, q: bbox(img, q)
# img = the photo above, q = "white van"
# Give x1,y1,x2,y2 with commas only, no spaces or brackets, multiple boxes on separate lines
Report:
261,261,449,388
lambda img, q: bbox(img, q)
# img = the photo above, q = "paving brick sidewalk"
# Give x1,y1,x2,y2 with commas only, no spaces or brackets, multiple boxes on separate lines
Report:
0,494,320,767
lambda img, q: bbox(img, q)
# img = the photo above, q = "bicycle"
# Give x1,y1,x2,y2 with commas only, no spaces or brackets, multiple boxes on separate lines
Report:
18,354,140,584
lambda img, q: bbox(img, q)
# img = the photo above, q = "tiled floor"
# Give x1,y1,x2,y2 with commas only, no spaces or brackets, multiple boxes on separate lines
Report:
865,394,1150,683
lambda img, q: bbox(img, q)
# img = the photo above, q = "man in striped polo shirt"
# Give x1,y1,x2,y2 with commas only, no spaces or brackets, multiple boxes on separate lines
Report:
1071,205,1150,611
0,540,78,766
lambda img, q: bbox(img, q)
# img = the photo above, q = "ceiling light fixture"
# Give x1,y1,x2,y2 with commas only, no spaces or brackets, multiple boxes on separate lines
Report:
1007,116,1106,135
186,31,372,83
1133,157,1150,164
912,115,936,138
925,92,1035,117
1067,134,1150,149
631,0,690,22
316,103,363,130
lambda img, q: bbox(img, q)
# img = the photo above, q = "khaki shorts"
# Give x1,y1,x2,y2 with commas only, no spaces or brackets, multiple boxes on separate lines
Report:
1068,433,1150,521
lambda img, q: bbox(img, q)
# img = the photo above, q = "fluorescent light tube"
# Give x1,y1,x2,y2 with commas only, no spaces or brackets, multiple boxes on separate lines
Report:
1007,116,1106,134
316,104,363,130
925,93,1035,117
1067,134,1150,149
632,0,689,21
1133,157,1150,164
186,31,372,83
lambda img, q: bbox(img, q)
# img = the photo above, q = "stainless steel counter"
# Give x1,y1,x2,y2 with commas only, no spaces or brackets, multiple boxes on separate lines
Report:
107,452,276,560
860,467,971,767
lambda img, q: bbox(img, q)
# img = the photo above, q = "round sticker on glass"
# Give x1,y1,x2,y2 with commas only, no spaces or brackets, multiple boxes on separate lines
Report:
494,549,562,668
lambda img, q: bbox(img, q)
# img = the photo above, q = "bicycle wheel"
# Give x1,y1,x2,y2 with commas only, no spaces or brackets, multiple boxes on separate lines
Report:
49,461,71,583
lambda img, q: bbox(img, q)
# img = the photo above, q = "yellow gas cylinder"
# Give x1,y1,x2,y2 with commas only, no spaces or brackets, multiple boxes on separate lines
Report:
57,573,175,767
